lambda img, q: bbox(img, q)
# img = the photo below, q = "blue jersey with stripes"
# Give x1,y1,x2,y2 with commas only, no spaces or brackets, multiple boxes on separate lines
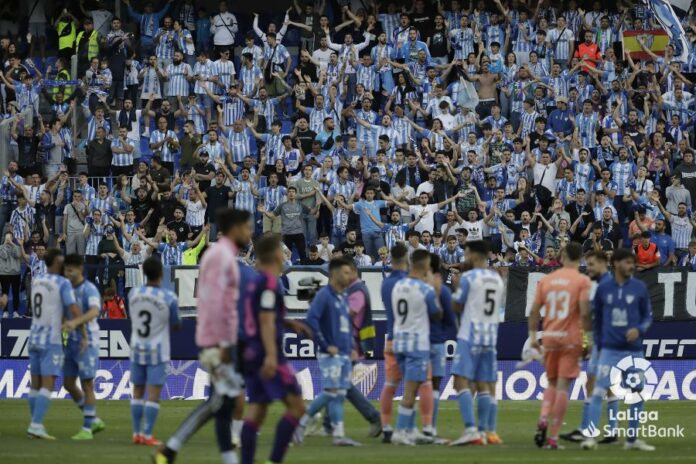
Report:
66,279,101,348
29,273,77,348
453,268,505,347
128,285,180,365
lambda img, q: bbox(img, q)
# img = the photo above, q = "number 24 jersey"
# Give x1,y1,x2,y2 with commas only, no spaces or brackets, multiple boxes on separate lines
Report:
128,286,180,365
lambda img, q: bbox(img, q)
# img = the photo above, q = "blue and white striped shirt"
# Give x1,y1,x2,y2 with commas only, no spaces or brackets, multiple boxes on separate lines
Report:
213,59,236,94
547,27,574,61
0,175,23,202
576,112,600,148
85,223,105,256
226,129,251,162
669,215,693,249
29,273,76,348
192,59,216,94
165,62,192,97
155,28,175,59
111,137,137,166
149,129,178,162
259,185,286,211
354,109,378,146
9,206,34,240
239,64,262,96
610,160,637,196
128,285,180,364
220,95,246,126
450,28,475,59
259,133,285,166
158,241,187,265
231,179,256,213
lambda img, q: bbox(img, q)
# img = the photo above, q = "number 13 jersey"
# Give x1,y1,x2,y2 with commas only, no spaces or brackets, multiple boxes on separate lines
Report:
391,277,441,353
533,267,591,350
128,286,180,365
454,268,505,347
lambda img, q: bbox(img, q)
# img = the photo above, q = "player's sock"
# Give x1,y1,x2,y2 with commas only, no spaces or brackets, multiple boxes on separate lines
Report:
269,414,299,462
432,391,441,432
587,389,605,435
379,383,397,426
476,392,491,432
143,401,160,437
408,407,417,431
221,451,237,464
540,385,557,422
241,420,259,464
30,388,52,427
580,399,591,430
83,404,96,431
130,399,144,434
456,389,475,428
232,419,244,442
626,401,643,443
28,389,38,417
418,381,434,429
329,393,346,437
607,396,619,435
395,405,414,432
73,396,85,411
549,389,569,439
487,397,498,432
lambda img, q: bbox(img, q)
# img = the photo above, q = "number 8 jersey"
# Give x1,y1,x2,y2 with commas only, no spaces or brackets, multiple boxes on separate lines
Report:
128,286,180,365
453,268,505,347
29,273,77,348
391,277,441,353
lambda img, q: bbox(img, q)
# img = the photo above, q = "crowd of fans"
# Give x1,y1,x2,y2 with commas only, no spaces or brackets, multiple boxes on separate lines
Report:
1,0,696,318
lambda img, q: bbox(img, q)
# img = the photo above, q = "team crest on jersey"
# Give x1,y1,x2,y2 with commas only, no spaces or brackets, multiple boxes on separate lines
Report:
52,354,62,365
626,294,635,304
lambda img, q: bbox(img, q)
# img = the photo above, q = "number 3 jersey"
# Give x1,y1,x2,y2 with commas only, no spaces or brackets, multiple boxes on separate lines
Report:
533,267,592,350
391,277,441,353
453,268,505,347
128,286,180,365
29,273,77,349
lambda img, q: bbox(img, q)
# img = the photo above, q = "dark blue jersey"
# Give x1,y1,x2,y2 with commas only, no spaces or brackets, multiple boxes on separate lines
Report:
241,271,287,367
306,284,352,355
236,262,257,342
381,270,408,341
593,276,653,351
430,285,456,344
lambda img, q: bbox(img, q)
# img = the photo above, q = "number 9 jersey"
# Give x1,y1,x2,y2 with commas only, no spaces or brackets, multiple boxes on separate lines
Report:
128,286,180,365
453,268,505,347
391,277,441,353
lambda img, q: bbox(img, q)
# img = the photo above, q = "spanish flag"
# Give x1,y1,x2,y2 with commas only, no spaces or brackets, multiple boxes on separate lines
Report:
622,30,670,61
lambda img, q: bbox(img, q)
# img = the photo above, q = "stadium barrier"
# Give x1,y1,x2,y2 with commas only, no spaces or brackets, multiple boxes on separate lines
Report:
4,266,696,400
2,317,696,400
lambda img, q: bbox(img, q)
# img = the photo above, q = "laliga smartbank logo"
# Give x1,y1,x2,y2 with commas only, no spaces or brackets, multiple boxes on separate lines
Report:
610,355,658,404
582,356,685,440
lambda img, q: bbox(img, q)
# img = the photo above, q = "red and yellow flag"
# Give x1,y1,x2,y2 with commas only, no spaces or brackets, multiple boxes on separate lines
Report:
622,30,671,60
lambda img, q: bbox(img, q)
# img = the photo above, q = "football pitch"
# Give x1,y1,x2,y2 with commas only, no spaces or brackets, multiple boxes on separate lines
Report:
1,400,695,463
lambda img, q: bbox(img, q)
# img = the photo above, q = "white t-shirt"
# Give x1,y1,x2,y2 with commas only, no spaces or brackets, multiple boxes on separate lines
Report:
462,219,485,241
415,181,435,197
440,220,464,238
533,162,558,193
409,203,439,234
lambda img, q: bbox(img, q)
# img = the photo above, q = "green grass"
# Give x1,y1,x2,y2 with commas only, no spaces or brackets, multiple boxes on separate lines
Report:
1,400,695,463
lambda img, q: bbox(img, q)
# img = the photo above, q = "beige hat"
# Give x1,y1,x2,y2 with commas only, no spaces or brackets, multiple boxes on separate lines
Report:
556,96,568,104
